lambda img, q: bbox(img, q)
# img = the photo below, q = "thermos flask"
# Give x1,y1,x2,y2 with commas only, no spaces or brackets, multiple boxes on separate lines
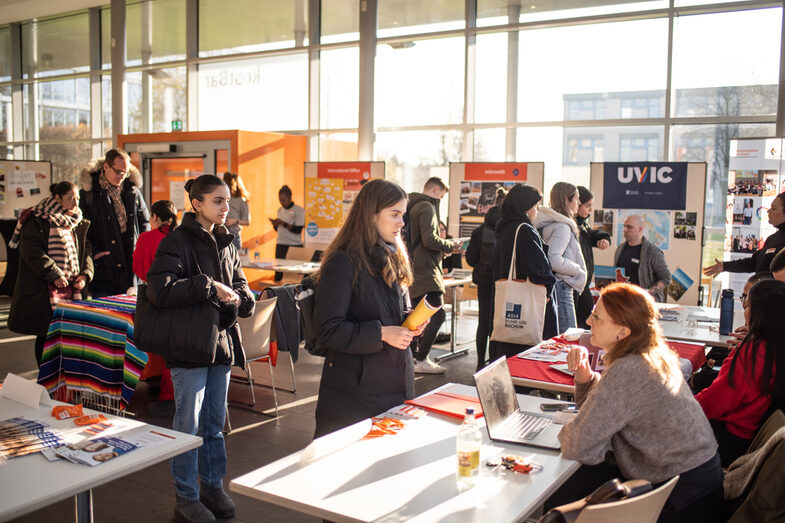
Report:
719,289,734,336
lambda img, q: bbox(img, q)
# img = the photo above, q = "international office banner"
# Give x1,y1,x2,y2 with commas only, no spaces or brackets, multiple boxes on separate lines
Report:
603,162,687,210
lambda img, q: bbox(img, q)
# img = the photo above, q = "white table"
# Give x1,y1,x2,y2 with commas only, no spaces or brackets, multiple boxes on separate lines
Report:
656,304,744,348
230,383,579,522
242,257,320,275
0,395,202,523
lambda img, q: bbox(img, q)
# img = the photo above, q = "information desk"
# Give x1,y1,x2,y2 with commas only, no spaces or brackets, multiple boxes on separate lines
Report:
230,383,579,522
37,295,146,411
0,394,201,523
509,338,706,394
435,275,474,362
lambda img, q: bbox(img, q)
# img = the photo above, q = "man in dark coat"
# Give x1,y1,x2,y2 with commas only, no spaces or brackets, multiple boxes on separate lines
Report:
574,186,611,328
407,177,460,374
80,149,150,298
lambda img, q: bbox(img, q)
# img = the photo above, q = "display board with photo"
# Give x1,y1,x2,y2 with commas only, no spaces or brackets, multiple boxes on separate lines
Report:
728,169,779,197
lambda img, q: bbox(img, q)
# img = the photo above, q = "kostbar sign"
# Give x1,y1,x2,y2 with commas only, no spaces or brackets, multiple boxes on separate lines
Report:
602,162,688,210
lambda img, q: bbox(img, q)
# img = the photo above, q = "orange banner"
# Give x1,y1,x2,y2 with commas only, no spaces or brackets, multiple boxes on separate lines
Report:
464,163,528,181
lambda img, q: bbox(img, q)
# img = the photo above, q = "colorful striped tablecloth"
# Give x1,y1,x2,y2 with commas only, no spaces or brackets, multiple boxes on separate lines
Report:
37,295,147,409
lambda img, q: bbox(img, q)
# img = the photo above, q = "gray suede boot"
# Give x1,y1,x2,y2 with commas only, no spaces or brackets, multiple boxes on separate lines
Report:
175,496,216,523
200,483,235,519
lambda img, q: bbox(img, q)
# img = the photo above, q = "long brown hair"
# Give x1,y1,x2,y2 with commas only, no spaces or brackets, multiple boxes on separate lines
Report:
549,181,578,218
599,283,681,388
223,172,250,201
314,179,412,288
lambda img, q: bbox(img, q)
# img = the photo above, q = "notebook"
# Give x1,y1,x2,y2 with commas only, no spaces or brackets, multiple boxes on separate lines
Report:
474,357,562,450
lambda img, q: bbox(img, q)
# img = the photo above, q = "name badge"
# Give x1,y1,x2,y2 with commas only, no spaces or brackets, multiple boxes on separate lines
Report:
766,248,776,254
631,258,640,264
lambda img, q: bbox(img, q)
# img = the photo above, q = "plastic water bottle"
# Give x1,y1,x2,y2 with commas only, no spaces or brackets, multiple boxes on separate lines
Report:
456,407,482,489
719,289,734,335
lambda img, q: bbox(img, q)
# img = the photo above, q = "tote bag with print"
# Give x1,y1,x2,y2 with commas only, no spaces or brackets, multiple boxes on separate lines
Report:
490,223,547,346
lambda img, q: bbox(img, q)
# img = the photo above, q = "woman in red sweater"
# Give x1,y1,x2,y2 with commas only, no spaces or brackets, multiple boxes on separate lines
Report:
133,200,178,416
696,278,785,466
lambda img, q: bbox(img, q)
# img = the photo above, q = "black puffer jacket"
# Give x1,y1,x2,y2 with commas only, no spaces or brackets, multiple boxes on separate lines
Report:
145,213,255,369
80,161,150,296
575,214,611,289
313,247,412,438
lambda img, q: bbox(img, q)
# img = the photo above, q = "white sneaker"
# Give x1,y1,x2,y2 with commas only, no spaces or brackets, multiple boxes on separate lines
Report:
414,357,445,374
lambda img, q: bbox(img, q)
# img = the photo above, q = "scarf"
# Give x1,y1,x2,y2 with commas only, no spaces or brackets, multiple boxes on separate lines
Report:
98,173,128,233
9,196,83,248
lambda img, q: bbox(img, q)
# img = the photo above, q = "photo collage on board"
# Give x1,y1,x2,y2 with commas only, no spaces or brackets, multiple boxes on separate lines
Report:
725,170,778,255
458,181,519,237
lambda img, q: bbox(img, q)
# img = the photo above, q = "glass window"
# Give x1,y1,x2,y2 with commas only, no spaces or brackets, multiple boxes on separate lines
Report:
197,54,308,131
517,18,668,122
127,66,187,134
199,0,308,57
319,133,358,161
375,130,463,194
126,0,186,66
565,135,604,165
478,0,667,27
620,94,664,118
0,26,10,81
378,0,464,38
0,85,10,142
376,37,464,127
672,8,781,117
475,33,507,124
101,7,111,69
320,47,359,129
25,79,91,141
22,13,90,78
473,128,506,161
39,142,94,184
619,134,660,161
102,75,112,137
322,0,359,44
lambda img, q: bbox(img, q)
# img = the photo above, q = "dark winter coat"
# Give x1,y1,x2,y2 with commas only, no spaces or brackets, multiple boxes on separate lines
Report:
490,218,558,357
575,214,611,290
80,162,150,296
466,206,501,286
313,248,413,438
407,192,453,298
145,213,255,369
724,223,785,274
9,216,93,336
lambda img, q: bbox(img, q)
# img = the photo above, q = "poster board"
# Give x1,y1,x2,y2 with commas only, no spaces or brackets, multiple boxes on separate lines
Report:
0,160,52,219
303,161,385,249
724,138,785,307
590,162,707,305
448,162,545,238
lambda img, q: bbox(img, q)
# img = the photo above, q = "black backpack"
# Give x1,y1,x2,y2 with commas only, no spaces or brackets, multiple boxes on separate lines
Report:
295,275,327,357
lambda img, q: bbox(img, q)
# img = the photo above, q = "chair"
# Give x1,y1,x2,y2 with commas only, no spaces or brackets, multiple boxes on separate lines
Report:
726,409,785,522
286,246,316,262
234,297,279,416
572,476,679,523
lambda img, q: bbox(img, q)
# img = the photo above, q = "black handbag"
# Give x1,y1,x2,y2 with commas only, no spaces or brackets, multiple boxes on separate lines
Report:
134,283,222,365
539,478,653,523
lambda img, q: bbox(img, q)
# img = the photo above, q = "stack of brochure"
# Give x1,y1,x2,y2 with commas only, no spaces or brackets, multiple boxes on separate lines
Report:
0,417,63,459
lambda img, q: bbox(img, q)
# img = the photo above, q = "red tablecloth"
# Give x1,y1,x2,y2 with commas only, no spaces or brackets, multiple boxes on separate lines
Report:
508,339,706,387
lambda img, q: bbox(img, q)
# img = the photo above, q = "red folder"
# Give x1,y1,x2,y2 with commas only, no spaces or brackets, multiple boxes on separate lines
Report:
405,391,483,419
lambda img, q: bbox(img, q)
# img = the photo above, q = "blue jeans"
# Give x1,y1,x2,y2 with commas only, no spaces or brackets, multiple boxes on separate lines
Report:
554,280,575,333
170,365,231,501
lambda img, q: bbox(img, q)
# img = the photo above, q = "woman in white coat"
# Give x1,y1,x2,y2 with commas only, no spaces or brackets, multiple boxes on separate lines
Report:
534,182,587,332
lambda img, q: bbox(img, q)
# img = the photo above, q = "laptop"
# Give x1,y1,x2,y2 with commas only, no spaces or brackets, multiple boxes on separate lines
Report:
550,331,607,376
473,357,562,450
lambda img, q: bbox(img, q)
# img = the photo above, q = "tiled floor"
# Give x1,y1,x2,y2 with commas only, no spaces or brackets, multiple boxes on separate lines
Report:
2,297,483,523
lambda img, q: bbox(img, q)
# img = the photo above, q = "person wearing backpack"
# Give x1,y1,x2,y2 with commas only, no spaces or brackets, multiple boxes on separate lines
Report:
406,177,461,374
311,179,427,438
465,188,505,371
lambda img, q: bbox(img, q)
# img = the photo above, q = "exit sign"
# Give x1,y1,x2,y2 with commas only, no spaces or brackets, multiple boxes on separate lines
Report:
171,120,183,131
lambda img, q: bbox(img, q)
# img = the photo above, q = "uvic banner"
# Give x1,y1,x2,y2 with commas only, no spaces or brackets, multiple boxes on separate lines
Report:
603,162,687,210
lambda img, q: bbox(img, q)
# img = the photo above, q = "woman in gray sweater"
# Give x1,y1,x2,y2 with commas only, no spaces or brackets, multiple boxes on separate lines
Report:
548,282,722,523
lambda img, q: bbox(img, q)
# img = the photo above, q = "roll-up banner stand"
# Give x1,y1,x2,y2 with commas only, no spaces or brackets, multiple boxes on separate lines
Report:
303,161,385,250
590,162,707,306
448,162,544,238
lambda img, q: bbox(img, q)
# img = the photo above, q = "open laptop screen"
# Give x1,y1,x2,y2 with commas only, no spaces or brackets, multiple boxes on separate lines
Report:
474,358,519,433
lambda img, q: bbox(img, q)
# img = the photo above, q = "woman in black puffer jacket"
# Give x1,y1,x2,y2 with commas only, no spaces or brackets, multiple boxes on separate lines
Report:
145,175,254,523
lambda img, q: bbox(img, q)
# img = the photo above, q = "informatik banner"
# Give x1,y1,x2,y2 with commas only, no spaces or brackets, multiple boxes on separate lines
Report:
603,162,687,210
